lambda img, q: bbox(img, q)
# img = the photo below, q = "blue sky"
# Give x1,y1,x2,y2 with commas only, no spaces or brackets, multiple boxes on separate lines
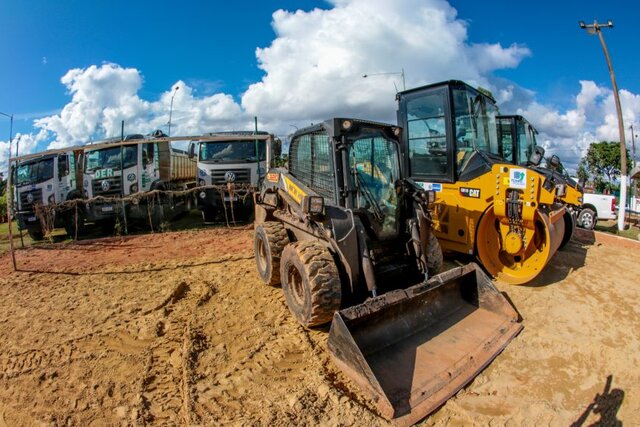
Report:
1,0,639,171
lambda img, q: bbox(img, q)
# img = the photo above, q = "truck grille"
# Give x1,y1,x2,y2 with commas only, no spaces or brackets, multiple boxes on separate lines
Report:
19,189,43,210
210,169,251,185
92,176,122,197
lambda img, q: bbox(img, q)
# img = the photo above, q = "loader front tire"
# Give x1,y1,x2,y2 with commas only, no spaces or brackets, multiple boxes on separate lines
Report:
280,242,341,328
426,232,443,275
254,222,289,286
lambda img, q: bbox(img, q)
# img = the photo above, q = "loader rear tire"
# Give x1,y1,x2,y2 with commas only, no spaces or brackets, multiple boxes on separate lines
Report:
280,242,341,328
426,232,443,275
254,222,289,286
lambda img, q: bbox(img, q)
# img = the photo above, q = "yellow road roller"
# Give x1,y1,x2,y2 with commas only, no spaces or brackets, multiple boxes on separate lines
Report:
396,80,566,284
496,114,584,249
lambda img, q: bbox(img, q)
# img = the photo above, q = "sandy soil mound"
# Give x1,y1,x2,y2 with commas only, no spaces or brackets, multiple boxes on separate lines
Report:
0,227,638,426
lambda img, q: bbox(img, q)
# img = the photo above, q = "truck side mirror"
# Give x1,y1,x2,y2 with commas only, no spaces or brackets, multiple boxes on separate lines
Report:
188,142,196,160
528,146,545,166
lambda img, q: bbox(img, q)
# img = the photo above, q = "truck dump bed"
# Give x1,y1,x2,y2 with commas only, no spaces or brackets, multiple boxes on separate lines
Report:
158,143,196,183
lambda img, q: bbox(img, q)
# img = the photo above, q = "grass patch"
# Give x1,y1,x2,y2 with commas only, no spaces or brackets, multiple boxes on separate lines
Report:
595,220,640,241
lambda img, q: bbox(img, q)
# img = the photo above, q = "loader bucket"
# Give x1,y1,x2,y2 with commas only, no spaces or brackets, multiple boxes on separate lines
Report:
327,263,522,426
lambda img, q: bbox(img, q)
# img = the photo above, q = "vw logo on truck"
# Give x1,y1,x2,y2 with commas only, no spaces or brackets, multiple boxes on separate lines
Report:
101,180,111,192
224,171,236,183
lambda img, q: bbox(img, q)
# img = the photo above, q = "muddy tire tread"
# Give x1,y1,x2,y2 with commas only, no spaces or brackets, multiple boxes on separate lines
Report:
281,241,341,327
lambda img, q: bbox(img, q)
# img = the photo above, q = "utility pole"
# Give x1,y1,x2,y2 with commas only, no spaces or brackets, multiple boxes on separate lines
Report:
167,85,179,137
579,20,628,231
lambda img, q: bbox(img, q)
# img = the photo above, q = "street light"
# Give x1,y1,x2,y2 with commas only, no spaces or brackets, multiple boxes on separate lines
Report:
167,85,179,137
362,68,406,91
579,19,628,231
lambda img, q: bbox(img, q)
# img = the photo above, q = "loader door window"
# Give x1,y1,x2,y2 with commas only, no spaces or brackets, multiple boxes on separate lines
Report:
349,133,400,239
406,89,449,178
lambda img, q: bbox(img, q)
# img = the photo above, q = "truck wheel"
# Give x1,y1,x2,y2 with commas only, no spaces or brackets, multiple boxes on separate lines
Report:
254,222,289,286
578,208,597,230
280,242,342,328
64,209,85,239
27,228,44,241
426,232,443,275
202,208,216,223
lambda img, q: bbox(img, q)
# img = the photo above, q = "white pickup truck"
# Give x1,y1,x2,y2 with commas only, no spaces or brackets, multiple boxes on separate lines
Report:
577,193,617,230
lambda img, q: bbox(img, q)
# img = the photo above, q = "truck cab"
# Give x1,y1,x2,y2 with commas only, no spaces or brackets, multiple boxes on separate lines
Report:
189,132,273,222
83,132,195,228
83,138,158,221
14,149,82,239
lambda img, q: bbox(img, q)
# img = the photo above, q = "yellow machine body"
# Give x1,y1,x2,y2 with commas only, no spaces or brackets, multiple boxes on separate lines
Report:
427,164,565,284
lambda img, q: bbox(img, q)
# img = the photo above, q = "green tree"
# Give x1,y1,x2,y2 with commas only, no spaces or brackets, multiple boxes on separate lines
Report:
582,141,631,186
0,192,6,217
576,160,589,184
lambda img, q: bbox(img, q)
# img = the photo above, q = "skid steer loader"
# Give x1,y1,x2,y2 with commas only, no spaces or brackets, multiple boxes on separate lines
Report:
396,80,567,285
253,118,522,424
496,114,583,249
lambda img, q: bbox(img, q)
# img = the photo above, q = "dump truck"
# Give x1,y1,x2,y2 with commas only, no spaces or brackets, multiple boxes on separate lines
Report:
253,118,522,424
12,146,84,239
188,132,272,222
496,114,583,248
396,80,566,284
82,131,196,228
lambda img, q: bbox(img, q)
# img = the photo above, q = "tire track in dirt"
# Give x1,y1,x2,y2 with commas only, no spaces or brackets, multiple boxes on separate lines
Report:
135,279,216,425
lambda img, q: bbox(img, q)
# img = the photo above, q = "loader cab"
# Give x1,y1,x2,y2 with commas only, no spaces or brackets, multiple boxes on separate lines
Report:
396,80,500,183
288,119,403,239
496,115,538,166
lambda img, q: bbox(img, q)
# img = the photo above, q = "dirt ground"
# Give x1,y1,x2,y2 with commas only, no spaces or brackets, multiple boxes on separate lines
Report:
0,226,638,426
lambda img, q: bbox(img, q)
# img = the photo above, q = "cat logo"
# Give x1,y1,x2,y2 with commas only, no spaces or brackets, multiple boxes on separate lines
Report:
460,187,480,198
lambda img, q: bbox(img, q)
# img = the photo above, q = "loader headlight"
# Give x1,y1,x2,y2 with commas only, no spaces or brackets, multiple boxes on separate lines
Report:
301,195,324,214
392,127,401,137
342,120,352,130
130,183,139,193
199,191,207,199
48,194,55,204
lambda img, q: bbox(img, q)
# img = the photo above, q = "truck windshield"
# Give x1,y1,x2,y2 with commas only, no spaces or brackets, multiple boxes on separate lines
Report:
16,158,54,186
85,146,138,172
199,140,266,163
349,132,400,237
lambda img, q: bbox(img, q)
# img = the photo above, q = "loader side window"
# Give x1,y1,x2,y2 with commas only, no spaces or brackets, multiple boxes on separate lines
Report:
289,132,335,201
406,90,448,178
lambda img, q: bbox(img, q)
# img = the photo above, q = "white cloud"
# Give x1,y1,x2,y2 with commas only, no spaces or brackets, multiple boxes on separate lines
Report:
514,81,640,172
2,0,639,178
242,0,530,123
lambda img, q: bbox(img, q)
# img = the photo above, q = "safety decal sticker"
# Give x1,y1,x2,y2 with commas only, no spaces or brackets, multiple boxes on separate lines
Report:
508,168,527,189
266,172,280,183
418,182,442,192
